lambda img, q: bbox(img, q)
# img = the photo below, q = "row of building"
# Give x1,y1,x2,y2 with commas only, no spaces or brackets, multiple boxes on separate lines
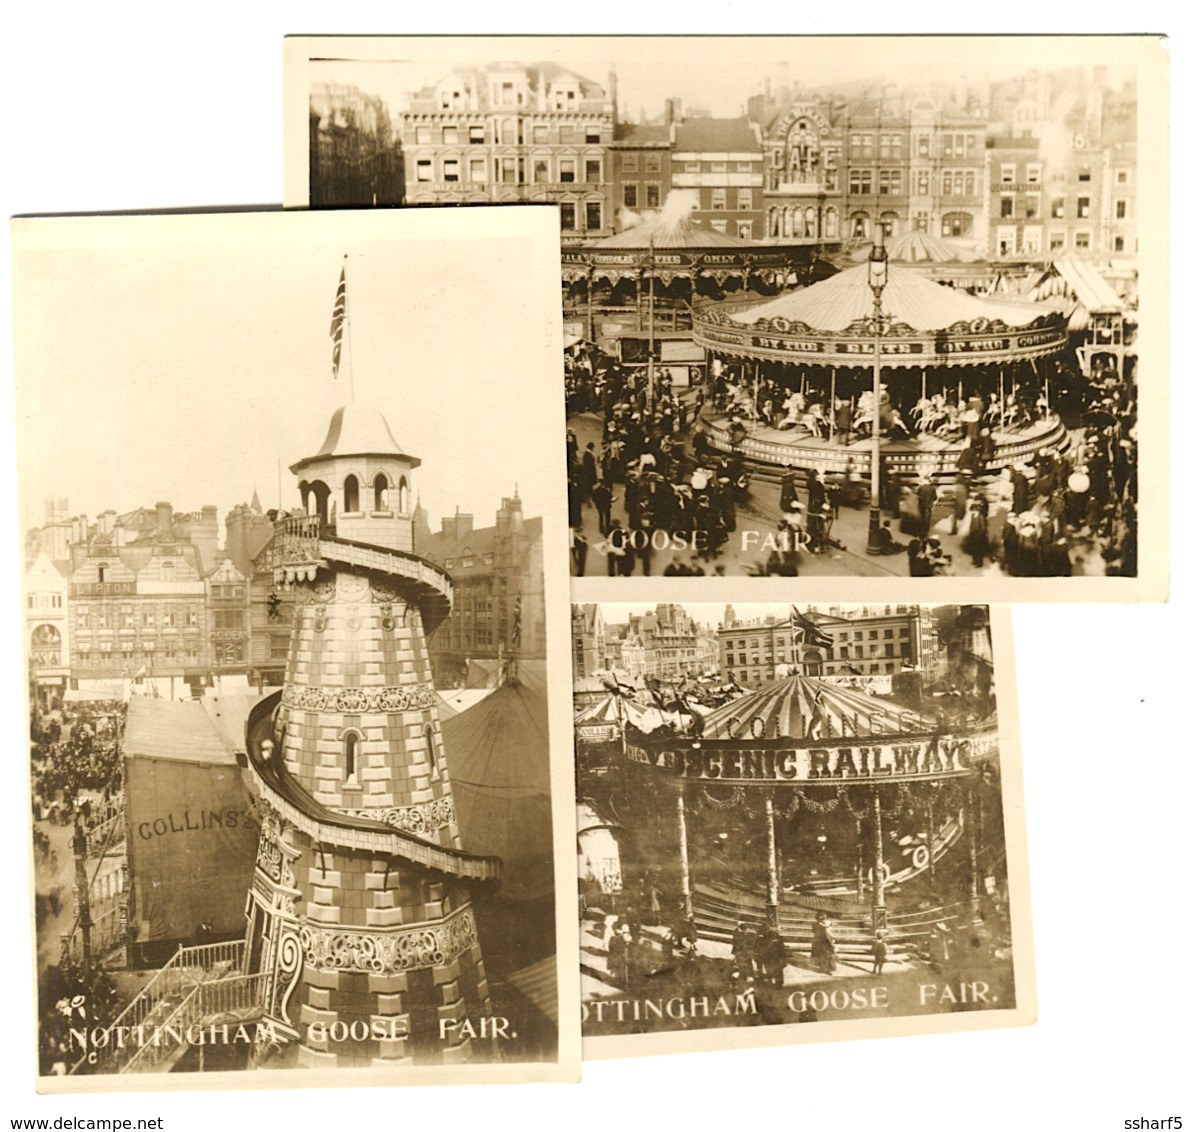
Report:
25,490,544,710
571,602,955,690
311,62,1137,260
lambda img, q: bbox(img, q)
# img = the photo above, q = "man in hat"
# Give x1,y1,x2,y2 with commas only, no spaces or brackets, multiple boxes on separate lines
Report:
916,474,938,538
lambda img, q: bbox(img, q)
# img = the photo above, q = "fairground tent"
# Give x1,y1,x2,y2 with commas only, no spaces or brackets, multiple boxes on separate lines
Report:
700,674,933,740
123,695,261,948
440,681,553,902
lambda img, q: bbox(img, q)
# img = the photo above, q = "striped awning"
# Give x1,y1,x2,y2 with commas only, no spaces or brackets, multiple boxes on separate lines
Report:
700,675,934,742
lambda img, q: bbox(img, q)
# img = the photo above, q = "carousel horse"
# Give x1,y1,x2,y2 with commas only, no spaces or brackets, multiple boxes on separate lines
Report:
779,390,807,430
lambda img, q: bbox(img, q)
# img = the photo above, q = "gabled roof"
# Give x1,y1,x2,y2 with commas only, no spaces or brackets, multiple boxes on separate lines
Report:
124,696,241,765
673,117,760,153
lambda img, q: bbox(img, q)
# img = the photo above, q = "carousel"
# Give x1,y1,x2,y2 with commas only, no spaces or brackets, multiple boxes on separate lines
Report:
620,672,1003,958
691,257,1070,485
561,194,833,343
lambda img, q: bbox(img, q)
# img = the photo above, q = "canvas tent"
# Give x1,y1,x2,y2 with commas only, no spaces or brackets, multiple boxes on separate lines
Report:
123,695,261,955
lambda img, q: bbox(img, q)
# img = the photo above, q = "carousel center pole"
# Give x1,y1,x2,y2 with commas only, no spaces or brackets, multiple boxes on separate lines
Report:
765,792,780,931
676,786,694,925
865,227,889,555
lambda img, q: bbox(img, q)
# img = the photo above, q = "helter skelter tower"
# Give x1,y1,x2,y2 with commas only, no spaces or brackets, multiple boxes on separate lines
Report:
242,308,500,1067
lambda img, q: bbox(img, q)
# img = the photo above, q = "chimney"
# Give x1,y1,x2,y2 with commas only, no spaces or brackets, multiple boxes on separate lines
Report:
156,501,173,535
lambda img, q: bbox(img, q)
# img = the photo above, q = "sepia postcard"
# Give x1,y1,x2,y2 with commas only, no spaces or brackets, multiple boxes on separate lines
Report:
283,34,1168,603
570,601,1033,1058
13,206,580,1088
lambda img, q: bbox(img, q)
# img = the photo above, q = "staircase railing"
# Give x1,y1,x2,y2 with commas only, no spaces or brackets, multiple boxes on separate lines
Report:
120,972,266,1075
73,939,248,1073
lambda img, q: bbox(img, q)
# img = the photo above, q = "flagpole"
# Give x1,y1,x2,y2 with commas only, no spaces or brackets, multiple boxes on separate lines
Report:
343,255,356,404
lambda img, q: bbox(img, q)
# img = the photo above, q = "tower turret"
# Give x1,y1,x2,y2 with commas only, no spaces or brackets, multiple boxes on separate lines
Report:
245,398,497,1069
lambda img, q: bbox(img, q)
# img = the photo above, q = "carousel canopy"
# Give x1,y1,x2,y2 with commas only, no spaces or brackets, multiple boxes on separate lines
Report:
842,231,985,265
588,212,758,251
441,681,553,901
561,191,800,284
693,261,1067,368
574,692,672,734
701,673,934,741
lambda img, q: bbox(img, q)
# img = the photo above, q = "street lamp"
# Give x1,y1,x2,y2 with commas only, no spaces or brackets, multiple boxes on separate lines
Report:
865,223,889,555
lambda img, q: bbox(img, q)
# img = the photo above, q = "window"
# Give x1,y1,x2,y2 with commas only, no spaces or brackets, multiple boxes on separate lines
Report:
532,158,549,183
344,732,359,785
499,157,517,183
1051,198,1065,219
500,119,516,144
78,611,89,629
584,158,601,183
1078,168,1091,183
416,159,432,182
621,152,639,174
585,201,602,231
559,158,575,183
532,124,547,145
917,134,929,157
120,606,133,629
442,158,459,182
469,157,486,183
442,126,458,145
1000,196,1014,219
373,473,389,511
425,724,439,778
186,608,198,628
623,184,638,208
849,169,872,194
1023,226,1042,254
915,170,929,195
1116,199,1127,219
558,125,574,144
586,127,601,144
737,188,752,210
1000,163,1015,184
1114,236,1125,252
1117,169,1129,185
143,610,155,628
1077,196,1091,219
560,203,576,230
710,160,727,173
1075,231,1091,249
645,182,661,208
710,219,728,233
737,220,753,239
711,188,726,210
1050,232,1066,251
344,475,360,513
270,636,288,660
879,170,900,195
469,125,485,145
415,127,430,145
1026,163,1042,184
1025,194,1039,219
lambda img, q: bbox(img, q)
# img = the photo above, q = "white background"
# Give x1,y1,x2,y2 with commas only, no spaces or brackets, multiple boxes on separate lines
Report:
1,7,1185,1130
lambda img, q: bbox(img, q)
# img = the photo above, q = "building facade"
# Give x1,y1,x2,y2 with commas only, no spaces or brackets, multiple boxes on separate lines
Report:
671,118,765,239
609,123,672,230
988,135,1045,258
67,503,209,694
420,495,546,684
309,82,405,208
25,551,70,712
756,97,844,242
720,606,946,687
401,62,616,244
206,558,251,679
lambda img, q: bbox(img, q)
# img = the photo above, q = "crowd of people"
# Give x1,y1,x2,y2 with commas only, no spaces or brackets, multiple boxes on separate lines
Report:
566,342,750,576
31,701,126,827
